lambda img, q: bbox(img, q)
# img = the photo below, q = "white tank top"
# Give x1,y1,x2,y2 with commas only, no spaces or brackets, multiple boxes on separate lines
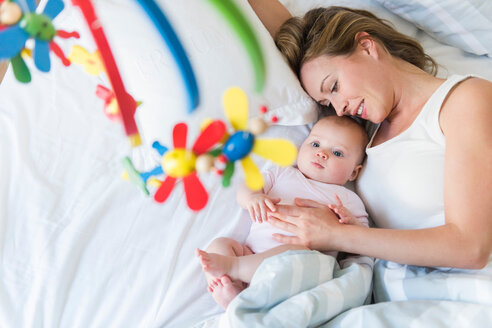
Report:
356,75,472,230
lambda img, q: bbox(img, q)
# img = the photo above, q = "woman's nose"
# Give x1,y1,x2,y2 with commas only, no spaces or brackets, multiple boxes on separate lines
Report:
332,96,348,116
316,151,328,160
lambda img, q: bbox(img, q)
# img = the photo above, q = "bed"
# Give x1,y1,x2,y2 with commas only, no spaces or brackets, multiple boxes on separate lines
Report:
1,0,491,327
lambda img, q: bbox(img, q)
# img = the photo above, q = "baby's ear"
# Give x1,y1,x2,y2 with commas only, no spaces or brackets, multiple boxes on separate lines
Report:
348,164,363,181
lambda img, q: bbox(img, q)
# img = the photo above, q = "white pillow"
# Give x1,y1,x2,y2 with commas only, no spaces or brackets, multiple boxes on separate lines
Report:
374,0,492,57
85,0,317,147
279,0,492,82
280,0,419,38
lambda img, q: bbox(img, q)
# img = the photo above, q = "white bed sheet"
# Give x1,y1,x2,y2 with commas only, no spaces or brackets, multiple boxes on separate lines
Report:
1,1,492,328
0,56,311,327
0,51,310,327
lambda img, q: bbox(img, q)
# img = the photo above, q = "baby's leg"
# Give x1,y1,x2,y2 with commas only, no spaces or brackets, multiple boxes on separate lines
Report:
197,237,251,283
196,238,251,309
197,244,307,284
205,237,252,257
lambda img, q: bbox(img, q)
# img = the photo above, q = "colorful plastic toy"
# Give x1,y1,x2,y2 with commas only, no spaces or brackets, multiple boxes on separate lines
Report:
95,84,141,122
0,0,21,26
122,156,152,196
135,0,199,113
206,0,265,93
134,120,226,211
0,0,80,83
219,87,297,190
72,0,141,147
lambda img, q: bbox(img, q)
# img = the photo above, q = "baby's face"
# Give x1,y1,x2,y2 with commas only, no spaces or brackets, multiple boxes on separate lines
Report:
297,117,364,185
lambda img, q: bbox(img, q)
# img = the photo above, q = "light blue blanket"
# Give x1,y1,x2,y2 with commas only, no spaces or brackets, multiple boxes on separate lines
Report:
195,252,492,327
324,256,492,327
194,250,374,327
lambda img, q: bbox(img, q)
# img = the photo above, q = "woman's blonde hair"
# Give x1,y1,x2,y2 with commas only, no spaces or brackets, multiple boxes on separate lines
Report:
275,6,438,77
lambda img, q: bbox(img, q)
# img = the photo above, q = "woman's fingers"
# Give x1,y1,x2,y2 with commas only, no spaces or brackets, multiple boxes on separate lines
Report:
267,209,299,225
272,233,302,246
267,215,298,233
274,203,301,218
294,198,325,208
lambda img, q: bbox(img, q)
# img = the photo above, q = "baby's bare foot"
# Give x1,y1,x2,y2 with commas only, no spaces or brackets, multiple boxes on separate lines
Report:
208,275,245,309
195,248,235,278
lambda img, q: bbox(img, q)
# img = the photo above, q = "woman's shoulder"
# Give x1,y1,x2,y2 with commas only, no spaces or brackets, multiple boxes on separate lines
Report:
443,77,492,108
440,77,492,131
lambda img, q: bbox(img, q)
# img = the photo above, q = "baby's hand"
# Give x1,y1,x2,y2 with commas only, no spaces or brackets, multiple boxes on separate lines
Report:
328,194,362,226
247,194,280,223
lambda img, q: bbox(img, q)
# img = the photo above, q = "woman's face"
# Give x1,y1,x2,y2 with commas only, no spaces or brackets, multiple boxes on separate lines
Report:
300,45,394,124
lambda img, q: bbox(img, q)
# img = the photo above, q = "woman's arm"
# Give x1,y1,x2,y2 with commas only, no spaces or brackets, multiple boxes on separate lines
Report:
268,78,492,269
438,77,492,267
269,199,488,269
247,0,292,37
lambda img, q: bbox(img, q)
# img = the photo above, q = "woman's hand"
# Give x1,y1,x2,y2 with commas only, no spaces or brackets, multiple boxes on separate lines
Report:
267,198,342,251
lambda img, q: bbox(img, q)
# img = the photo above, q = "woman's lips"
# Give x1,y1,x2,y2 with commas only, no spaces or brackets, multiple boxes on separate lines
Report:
361,103,367,119
354,100,368,119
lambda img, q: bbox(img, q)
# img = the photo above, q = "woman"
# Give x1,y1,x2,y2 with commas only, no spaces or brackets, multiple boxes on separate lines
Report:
248,1,492,269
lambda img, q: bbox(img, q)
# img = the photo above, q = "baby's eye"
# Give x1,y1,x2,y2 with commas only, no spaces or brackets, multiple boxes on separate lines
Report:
311,142,320,148
332,150,343,157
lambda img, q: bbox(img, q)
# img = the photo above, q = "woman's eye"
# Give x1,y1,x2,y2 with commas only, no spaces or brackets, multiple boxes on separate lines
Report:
331,81,338,93
311,142,320,148
332,150,343,157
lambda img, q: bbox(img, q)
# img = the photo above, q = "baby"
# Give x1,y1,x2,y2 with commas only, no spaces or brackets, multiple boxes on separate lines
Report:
196,115,369,309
